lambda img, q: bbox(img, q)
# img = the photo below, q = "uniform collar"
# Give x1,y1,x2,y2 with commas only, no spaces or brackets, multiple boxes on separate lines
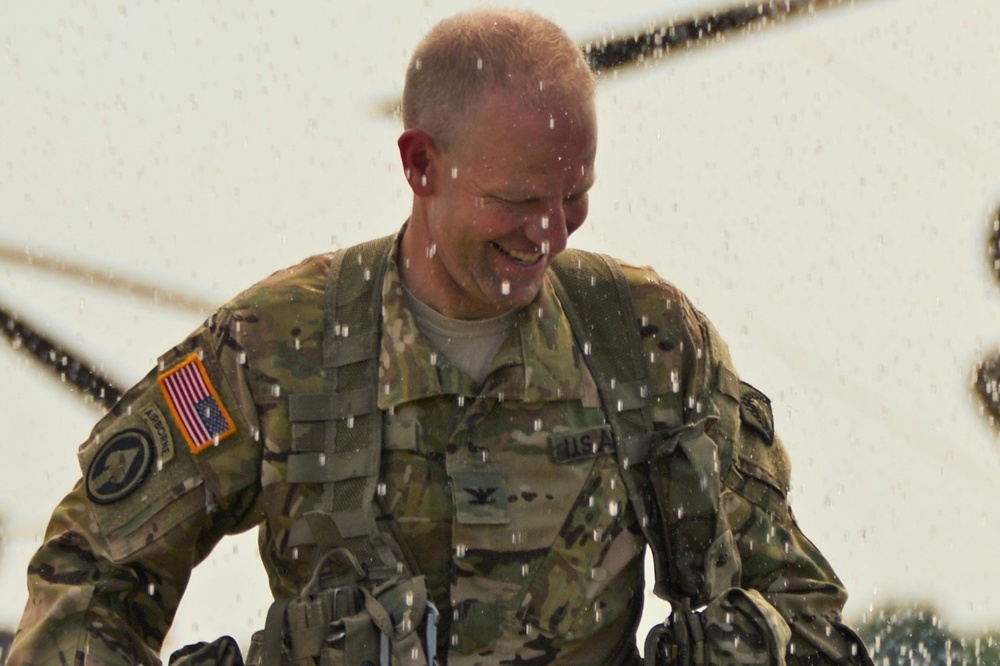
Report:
377,245,590,410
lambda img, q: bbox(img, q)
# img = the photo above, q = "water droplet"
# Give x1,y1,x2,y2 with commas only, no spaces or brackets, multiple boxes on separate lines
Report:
521,564,529,576
501,280,511,295
292,547,299,560
608,500,620,517
583,341,592,355
455,544,467,558
430,352,438,365
238,351,247,365
293,338,301,350
346,416,355,428
541,240,550,254
406,590,414,606
549,116,555,129
147,583,155,596
427,243,437,259
476,57,483,70
377,482,387,497
319,453,326,466
451,167,459,179
541,215,549,229
457,395,465,407
533,418,542,432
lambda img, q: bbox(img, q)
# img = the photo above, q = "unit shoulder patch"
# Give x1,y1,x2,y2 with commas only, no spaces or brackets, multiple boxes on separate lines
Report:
738,381,774,445
85,429,154,504
158,353,236,454
140,403,175,464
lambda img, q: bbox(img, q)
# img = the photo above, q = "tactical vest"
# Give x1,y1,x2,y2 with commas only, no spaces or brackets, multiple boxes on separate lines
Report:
247,234,743,665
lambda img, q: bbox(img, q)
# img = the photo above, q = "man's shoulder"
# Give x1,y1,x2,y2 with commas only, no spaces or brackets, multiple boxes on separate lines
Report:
225,253,336,314
556,249,700,324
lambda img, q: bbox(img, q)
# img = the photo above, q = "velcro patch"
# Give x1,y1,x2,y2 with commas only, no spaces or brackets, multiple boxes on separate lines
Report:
738,382,775,445
158,353,236,454
85,429,154,504
549,425,615,464
452,470,511,525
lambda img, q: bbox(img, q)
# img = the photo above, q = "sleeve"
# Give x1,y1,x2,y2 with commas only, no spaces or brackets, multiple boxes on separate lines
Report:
695,312,874,665
7,310,264,666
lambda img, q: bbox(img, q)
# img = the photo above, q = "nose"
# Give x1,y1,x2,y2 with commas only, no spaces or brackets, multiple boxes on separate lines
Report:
526,204,569,256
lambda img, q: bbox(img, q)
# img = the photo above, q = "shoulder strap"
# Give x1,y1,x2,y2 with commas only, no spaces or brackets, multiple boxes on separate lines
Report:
549,250,672,596
551,251,741,605
286,233,408,580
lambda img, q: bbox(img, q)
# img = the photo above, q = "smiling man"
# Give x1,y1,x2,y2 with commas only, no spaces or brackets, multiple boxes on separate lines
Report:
9,9,871,666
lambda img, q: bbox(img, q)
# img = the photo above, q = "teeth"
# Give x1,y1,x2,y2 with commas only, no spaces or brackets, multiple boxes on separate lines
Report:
495,243,541,264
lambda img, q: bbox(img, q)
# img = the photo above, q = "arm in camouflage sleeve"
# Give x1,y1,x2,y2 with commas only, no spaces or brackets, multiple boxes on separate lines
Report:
8,312,264,665
621,261,871,665
695,310,874,665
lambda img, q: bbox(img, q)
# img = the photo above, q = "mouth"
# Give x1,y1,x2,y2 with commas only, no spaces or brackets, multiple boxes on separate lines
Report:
491,242,544,265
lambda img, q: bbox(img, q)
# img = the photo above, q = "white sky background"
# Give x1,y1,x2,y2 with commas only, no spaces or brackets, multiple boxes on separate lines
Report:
2,0,999,656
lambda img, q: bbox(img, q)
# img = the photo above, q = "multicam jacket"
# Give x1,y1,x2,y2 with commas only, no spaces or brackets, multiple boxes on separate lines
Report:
10,233,870,665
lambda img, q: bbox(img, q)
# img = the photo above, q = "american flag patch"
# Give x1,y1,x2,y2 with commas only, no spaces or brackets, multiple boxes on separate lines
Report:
158,353,236,454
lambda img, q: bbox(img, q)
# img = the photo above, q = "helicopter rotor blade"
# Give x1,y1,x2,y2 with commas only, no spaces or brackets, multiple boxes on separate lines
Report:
584,0,870,73
0,243,217,315
1,302,123,410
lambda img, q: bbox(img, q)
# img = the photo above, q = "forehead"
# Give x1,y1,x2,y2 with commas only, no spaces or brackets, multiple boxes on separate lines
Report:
450,87,598,167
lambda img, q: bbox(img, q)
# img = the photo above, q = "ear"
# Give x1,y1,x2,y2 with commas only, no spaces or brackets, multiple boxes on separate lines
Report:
398,129,438,197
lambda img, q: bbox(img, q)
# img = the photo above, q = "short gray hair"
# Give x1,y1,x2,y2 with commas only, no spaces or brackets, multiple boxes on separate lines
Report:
401,9,595,150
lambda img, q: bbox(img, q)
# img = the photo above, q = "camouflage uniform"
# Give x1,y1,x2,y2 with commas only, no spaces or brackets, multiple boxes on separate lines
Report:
9,232,870,665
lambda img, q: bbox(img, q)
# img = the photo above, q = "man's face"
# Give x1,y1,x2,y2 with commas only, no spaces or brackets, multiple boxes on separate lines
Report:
402,89,598,319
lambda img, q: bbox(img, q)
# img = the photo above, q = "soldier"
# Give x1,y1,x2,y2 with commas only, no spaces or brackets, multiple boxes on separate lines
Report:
9,9,873,666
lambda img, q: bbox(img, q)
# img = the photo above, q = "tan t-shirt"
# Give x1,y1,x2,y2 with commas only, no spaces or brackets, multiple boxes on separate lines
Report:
402,285,519,385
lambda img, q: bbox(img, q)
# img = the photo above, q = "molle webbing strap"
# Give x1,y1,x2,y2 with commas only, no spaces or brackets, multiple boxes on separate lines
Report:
286,234,405,581
549,250,673,597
